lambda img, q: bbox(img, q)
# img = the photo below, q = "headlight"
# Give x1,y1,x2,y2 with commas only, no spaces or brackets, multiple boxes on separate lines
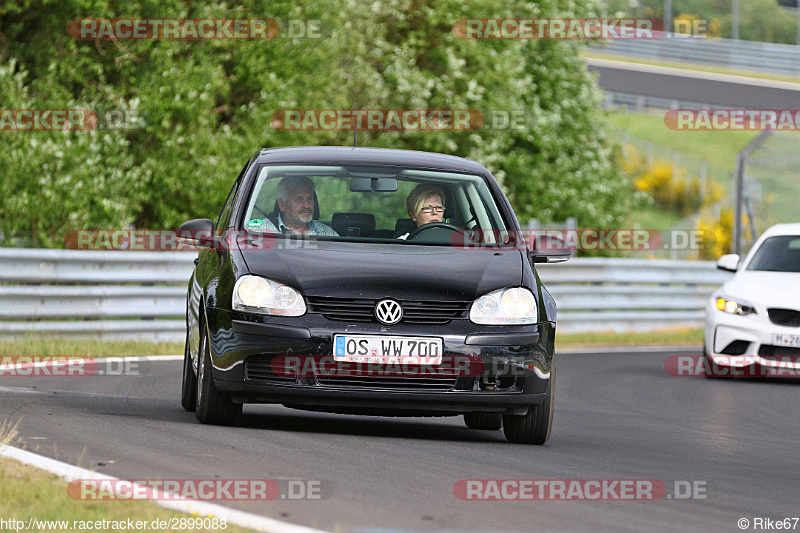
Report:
715,296,755,316
233,275,306,316
470,287,537,325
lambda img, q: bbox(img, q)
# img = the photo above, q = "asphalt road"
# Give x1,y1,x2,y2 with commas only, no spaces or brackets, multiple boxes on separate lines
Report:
588,58,800,108
1,350,798,533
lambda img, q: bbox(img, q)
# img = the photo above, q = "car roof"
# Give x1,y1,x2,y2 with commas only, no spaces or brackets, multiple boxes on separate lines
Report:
760,223,800,238
253,146,490,175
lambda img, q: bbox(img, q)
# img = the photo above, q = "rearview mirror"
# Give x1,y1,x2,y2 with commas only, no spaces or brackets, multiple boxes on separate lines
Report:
178,218,215,247
716,253,740,272
350,177,398,192
528,235,572,264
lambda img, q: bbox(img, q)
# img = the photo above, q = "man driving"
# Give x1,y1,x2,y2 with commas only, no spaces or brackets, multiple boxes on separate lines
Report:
247,176,338,236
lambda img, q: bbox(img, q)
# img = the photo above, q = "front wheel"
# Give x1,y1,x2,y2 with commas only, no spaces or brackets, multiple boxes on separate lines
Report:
503,365,555,445
195,323,242,425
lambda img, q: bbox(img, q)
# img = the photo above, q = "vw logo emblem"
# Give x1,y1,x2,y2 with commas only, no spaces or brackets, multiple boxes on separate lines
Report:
375,299,403,325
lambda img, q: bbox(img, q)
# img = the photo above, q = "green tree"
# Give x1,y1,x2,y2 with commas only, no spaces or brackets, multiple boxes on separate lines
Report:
1,0,630,246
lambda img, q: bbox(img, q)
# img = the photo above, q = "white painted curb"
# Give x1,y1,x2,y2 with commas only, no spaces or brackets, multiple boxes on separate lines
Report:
0,445,329,533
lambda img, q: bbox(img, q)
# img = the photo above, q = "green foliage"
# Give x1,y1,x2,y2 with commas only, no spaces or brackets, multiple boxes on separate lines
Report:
1,0,631,246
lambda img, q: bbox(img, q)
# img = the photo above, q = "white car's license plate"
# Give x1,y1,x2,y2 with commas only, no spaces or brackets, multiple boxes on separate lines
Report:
773,334,800,348
333,335,443,364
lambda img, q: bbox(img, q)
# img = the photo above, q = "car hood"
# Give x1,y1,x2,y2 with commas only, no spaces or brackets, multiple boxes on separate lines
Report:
237,239,523,301
720,270,800,309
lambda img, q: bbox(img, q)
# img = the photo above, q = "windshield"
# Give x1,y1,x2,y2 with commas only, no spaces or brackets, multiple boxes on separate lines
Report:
240,164,509,245
746,235,800,272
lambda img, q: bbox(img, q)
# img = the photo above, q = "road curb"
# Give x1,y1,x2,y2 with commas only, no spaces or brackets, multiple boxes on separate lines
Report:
0,445,329,533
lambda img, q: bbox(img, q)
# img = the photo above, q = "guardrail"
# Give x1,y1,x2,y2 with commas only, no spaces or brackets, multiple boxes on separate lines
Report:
603,90,728,111
536,258,732,333
592,34,800,77
0,249,195,342
0,249,733,340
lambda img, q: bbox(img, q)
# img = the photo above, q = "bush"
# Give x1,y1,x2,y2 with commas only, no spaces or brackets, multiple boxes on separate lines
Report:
625,146,722,217
698,208,733,260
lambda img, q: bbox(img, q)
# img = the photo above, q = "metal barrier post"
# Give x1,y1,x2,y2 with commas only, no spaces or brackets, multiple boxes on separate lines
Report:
733,130,772,254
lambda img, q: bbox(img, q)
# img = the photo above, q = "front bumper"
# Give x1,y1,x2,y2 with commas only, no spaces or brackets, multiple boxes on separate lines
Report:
205,308,555,415
705,302,800,372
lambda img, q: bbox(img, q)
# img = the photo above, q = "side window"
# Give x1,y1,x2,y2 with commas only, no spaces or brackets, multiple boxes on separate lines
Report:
215,163,248,229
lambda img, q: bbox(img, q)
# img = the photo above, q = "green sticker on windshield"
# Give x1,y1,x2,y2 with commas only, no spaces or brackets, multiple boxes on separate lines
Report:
247,219,263,228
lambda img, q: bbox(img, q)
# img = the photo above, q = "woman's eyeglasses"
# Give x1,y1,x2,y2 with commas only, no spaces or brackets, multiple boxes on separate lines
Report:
419,205,445,214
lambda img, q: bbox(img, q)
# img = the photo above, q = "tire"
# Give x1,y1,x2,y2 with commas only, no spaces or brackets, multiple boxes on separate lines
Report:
503,364,555,445
180,330,197,412
464,412,502,430
195,322,242,425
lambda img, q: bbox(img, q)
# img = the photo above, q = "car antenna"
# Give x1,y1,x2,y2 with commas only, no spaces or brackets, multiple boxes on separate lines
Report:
353,88,358,148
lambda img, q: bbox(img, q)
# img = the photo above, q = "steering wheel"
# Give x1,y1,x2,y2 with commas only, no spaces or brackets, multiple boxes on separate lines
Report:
405,222,462,240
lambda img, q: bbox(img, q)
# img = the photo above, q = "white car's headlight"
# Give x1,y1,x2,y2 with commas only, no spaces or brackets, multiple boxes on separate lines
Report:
715,295,755,316
470,287,538,325
233,275,306,316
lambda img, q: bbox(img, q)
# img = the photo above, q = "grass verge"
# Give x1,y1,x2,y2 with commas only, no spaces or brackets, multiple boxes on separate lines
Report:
556,327,704,349
0,424,256,533
627,205,684,231
0,338,183,357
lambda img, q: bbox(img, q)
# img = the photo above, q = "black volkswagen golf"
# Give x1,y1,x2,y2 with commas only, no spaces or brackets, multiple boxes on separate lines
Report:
180,146,569,444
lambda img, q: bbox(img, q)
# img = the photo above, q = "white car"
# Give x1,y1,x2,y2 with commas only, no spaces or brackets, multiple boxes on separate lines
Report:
704,223,800,376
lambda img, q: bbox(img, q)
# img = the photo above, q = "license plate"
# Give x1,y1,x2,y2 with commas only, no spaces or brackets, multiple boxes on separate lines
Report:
773,334,800,348
333,335,443,364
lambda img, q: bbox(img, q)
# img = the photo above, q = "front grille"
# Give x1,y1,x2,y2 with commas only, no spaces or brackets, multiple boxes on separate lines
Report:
244,355,296,384
768,308,800,328
306,297,374,322
316,375,458,391
306,296,470,325
758,345,800,360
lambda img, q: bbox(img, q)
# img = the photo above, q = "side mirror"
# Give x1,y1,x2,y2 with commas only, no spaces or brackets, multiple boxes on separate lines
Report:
528,235,572,264
178,218,215,247
716,253,740,272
